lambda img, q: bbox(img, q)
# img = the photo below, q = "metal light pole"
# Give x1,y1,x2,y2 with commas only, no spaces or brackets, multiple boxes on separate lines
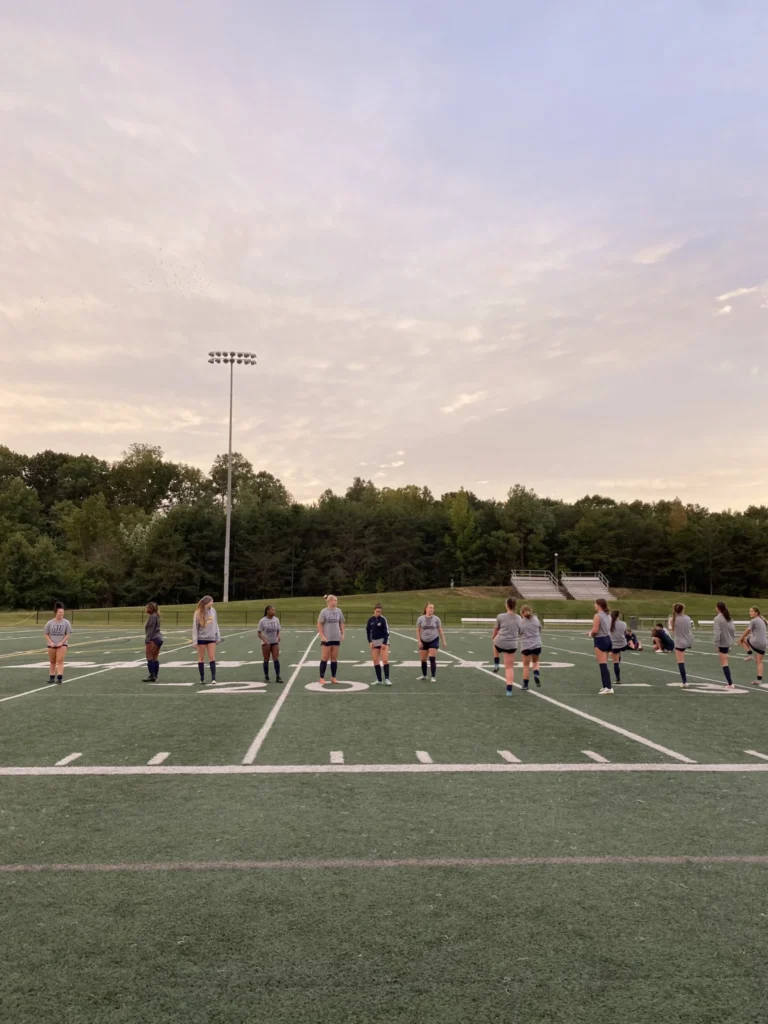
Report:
554,552,559,582
208,350,257,601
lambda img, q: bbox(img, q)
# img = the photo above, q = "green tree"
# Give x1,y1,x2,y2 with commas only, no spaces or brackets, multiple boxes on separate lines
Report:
23,450,72,508
111,444,176,511
0,477,42,538
209,452,255,499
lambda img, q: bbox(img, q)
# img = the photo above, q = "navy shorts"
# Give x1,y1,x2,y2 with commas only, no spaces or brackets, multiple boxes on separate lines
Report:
747,639,766,655
718,646,730,654
322,640,341,648
594,636,612,653
420,638,440,651
521,647,541,657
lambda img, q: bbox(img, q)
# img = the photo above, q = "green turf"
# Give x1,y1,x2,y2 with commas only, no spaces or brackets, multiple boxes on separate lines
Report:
2,622,768,1021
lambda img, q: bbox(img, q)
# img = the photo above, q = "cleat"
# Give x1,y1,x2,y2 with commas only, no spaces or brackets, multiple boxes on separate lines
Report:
275,677,284,684
535,678,541,687
385,679,392,686
681,681,688,688
598,687,609,693
505,687,512,696
752,680,761,686
48,676,55,684
599,688,615,695
492,665,500,674
522,683,529,690
264,677,270,685
725,683,735,690
371,679,382,686
142,675,157,683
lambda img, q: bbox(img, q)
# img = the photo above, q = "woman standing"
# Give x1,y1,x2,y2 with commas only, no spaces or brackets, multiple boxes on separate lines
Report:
366,603,391,686
739,606,766,687
713,601,736,689
671,603,694,688
491,597,522,696
192,595,221,685
142,601,164,682
416,602,447,681
317,595,345,685
587,598,614,694
44,601,71,685
519,604,542,689
258,606,284,684
609,609,629,685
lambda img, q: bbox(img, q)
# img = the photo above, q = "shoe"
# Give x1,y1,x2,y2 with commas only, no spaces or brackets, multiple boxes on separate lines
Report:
142,675,157,683
417,675,427,681
599,688,615,695
725,683,735,690
275,677,284,684
535,677,541,687
751,680,761,686
371,679,382,686
505,688,512,696
745,654,754,662
56,678,63,685
48,676,55,684
264,677,270,685
598,687,609,693
319,679,327,686
522,683,529,690
681,681,688,688
385,680,392,686
200,680,207,686
492,666,499,674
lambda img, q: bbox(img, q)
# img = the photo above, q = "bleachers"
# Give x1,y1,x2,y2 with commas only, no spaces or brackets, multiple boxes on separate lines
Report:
561,571,615,602
510,570,565,600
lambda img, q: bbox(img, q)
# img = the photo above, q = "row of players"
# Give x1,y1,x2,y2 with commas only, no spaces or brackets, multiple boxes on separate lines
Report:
39,595,766,691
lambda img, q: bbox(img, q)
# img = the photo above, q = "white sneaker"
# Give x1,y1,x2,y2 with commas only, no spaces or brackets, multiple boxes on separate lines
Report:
385,679,392,686
599,687,609,693
371,680,382,686
599,688,615,695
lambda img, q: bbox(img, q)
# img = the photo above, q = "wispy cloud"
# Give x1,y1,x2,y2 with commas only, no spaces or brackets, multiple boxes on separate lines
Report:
715,305,732,316
717,286,759,302
632,242,682,265
441,392,487,415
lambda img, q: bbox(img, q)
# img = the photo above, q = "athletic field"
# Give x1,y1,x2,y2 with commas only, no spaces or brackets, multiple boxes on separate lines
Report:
2,621,767,1023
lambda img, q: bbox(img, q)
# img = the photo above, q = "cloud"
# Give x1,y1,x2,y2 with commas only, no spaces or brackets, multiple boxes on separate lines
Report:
715,305,732,316
717,286,759,302
750,365,759,377
441,391,487,415
396,450,405,456
345,362,365,372
632,242,682,265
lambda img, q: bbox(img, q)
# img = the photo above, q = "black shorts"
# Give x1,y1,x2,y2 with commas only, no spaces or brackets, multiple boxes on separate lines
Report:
521,647,541,657
47,644,68,650
420,638,440,651
612,645,629,654
747,639,766,655
675,646,690,652
594,636,612,653
495,646,517,655
321,640,341,648
718,646,730,655
262,640,279,648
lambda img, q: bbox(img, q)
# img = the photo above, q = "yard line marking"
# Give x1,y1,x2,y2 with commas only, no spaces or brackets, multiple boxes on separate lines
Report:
330,751,344,764
147,752,170,765
498,750,521,763
1,762,768,777
390,631,696,764
0,630,186,662
583,750,609,763
416,750,433,763
745,749,768,761
547,643,765,694
54,753,82,766
0,682,57,703
241,634,319,764
4,853,768,874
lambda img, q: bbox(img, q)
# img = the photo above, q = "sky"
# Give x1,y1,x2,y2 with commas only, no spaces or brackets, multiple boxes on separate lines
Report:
1,0,766,510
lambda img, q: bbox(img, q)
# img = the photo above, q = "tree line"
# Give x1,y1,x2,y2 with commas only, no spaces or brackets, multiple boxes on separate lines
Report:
0,442,766,608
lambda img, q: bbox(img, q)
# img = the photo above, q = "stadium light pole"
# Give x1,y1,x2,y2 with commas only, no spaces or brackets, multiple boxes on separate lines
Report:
554,552,559,582
208,350,257,602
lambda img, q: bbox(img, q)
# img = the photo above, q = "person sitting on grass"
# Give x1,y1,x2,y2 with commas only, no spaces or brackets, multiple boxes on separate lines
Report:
625,626,643,651
651,622,675,653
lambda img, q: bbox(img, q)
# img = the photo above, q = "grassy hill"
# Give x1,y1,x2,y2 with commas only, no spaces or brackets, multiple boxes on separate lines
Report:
1,587,764,629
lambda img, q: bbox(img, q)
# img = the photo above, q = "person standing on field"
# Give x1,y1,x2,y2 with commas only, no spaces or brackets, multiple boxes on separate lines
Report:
142,601,163,682
713,601,736,690
193,595,221,685
317,595,345,685
670,603,694,688
44,601,71,685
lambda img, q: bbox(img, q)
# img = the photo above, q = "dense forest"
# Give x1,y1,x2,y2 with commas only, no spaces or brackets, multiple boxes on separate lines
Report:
0,443,766,608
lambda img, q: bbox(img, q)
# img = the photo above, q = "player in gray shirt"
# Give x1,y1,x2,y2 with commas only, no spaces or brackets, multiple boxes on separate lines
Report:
713,601,736,688
142,601,164,683
588,599,614,694
193,596,221,685
318,595,345,685
609,610,628,685
44,601,71,684
740,606,767,687
492,597,523,696
670,603,694,687
258,606,283,684
416,602,447,680
519,605,543,690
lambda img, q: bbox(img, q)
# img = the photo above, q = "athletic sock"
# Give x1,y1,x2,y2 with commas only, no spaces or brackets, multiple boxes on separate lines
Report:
494,657,500,668
198,661,205,682
506,685,512,693
49,675,55,683
421,661,428,677
723,666,732,685
613,662,621,682
147,659,154,676
153,660,160,679
319,659,328,679
263,660,270,679
678,663,687,684
600,664,612,689
429,656,437,678
534,668,540,681
209,659,216,682
330,661,338,679
375,664,382,682
56,675,63,683
274,659,280,678
384,663,390,680
758,675,763,683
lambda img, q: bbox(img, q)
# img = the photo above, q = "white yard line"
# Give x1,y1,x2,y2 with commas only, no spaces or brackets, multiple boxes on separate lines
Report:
147,752,170,765
744,749,768,761
390,630,697,764
583,750,609,763
241,634,319,764
54,753,82,766
330,751,344,764
416,750,433,763
0,762,767,777
498,750,521,763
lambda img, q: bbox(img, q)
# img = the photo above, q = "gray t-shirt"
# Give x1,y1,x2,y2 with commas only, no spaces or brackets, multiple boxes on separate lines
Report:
520,614,542,651
594,611,611,638
145,613,163,643
713,613,736,649
319,607,345,642
672,614,694,649
192,606,221,644
258,616,281,645
610,618,628,649
417,614,442,642
749,616,767,650
495,612,523,650
44,618,72,646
